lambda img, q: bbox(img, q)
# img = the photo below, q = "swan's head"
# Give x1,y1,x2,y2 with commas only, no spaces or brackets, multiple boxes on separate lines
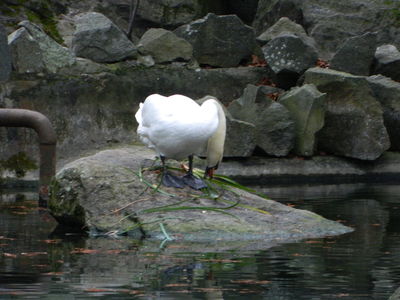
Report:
203,99,226,178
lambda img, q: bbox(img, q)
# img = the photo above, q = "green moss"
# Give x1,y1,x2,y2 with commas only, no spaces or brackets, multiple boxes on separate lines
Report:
1,0,64,44
385,0,400,26
0,152,38,178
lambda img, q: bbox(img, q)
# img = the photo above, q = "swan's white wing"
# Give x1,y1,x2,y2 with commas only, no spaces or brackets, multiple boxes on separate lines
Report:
136,94,220,159
134,102,143,125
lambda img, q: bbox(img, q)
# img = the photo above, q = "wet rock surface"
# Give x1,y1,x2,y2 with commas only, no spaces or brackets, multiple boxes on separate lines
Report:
49,146,352,242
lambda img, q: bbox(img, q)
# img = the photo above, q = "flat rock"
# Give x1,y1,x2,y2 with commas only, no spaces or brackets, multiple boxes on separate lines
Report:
49,146,352,243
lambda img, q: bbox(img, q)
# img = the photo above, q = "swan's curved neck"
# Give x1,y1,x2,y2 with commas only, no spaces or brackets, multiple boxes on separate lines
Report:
206,100,226,169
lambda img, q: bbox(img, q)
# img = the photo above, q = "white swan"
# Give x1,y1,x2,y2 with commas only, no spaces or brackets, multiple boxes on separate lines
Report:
135,93,226,189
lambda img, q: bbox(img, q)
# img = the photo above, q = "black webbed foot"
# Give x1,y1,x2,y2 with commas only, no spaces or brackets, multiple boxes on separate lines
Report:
162,171,185,188
182,173,207,190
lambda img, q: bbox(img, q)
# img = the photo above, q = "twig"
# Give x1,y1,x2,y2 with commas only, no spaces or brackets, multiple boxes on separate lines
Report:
127,0,140,38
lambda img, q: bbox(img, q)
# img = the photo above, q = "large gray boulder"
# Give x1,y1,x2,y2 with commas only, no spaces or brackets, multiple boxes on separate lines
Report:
279,84,326,156
304,67,390,160
330,32,377,76
71,12,137,63
174,13,258,67
8,21,76,74
49,146,352,242
0,24,11,81
228,84,294,156
262,33,318,89
367,75,400,151
137,28,193,63
372,44,400,81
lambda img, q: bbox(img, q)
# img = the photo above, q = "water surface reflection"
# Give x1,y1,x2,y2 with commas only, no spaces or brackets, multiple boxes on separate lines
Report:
1,184,400,299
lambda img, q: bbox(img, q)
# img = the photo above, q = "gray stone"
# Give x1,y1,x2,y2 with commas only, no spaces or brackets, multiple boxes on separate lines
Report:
0,24,11,82
8,28,44,74
372,44,400,81
252,0,303,36
138,28,192,63
174,13,258,67
49,146,352,242
137,0,203,27
367,75,400,151
253,1,400,60
71,12,137,63
330,32,377,76
262,33,318,89
257,16,315,48
301,1,400,59
279,84,326,156
224,118,256,157
228,84,294,156
389,286,400,300
196,95,256,158
8,21,76,74
304,67,390,160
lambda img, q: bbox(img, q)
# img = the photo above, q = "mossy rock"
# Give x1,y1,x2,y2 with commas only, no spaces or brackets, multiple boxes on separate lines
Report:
49,146,352,244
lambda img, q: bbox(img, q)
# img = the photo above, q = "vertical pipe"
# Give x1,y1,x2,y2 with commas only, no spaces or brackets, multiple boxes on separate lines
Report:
0,108,56,206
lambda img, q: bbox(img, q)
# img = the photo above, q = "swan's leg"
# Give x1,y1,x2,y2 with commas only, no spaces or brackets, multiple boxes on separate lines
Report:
182,155,207,190
160,156,184,188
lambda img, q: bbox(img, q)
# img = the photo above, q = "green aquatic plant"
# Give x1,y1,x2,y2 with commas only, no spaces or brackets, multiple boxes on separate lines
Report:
0,152,38,178
111,161,271,238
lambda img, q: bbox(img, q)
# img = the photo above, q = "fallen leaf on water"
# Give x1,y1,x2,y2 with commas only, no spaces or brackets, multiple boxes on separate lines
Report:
199,258,242,263
3,253,17,258
165,283,191,287
21,252,48,257
305,240,323,244
14,212,29,215
32,264,49,268
41,239,61,244
42,272,64,276
231,279,271,285
71,248,99,254
85,288,114,293
0,236,16,240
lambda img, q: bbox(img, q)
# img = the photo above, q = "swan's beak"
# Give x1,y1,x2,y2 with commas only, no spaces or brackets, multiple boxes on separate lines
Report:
206,167,214,178
204,165,217,179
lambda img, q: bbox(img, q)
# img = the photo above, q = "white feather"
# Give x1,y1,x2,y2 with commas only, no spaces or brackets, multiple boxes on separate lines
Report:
135,94,226,167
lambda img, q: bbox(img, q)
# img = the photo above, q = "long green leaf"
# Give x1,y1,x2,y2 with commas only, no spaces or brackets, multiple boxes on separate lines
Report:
140,205,240,220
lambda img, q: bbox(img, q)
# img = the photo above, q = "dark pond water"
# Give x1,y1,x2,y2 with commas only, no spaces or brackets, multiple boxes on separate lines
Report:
1,183,400,299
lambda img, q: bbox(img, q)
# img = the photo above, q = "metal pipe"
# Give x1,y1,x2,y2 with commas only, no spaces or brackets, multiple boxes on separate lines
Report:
0,109,56,206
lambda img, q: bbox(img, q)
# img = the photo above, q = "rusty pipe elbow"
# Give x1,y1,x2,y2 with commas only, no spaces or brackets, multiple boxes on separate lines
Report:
0,109,56,145
0,108,56,206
